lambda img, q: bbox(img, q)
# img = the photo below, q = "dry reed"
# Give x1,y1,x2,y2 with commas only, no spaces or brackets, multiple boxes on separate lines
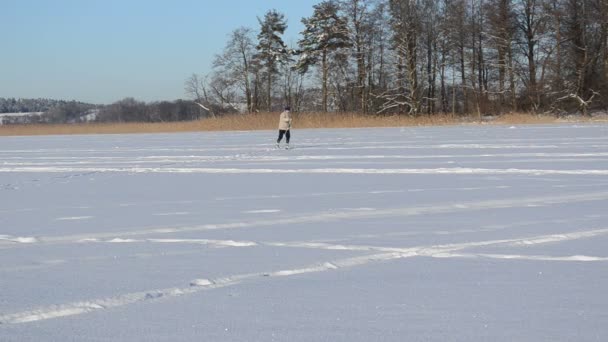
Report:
0,111,599,137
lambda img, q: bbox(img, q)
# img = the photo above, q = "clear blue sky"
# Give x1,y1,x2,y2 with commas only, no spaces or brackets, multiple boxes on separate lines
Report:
0,0,319,104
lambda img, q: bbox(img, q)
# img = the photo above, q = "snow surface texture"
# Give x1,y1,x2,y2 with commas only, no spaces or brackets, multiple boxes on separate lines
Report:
1,124,608,341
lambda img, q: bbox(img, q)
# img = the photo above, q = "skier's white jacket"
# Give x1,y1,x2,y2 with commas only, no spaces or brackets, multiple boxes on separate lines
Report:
278,110,292,130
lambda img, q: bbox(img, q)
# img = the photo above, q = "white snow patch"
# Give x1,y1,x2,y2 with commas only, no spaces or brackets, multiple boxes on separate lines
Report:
55,216,93,221
433,253,608,262
511,229,608,246
147,239,257,248
190,279,215,287
107,238,138,243
152,228,178,233
243,209,281,214
269,262,340,277
0,235,38,244
77,238,99,243
153,212,190,216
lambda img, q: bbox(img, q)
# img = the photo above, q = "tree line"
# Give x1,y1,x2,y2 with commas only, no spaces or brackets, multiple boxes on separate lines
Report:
0,97,206,124
94,98,204,123
0,98,93,114
188,0,608,116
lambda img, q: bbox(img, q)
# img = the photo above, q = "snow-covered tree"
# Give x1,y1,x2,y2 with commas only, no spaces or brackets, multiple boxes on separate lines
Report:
296,1,350,112
388,0,422,115
339,0,374,112
256,10,290,111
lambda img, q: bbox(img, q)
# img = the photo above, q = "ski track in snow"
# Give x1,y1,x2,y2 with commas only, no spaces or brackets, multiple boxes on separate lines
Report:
2,166,608,175
1,125,608,329
2,213,607,274
2,227,608,325
3,189,608,249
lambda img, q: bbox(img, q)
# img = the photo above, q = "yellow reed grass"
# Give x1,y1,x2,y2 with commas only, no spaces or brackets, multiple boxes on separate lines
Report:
0,111,600,137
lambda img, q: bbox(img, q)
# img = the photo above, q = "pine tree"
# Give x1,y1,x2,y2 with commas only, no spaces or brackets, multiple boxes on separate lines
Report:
256,10,290,112
296,0,350,112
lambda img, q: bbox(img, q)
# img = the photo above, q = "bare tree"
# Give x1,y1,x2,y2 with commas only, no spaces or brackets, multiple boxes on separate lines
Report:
388,0,422,114
486,0,518,112
365,2,391,113
420,0,440,115
209,73,240,112
442,0,471,114
185,73,215,117
560,0,598,115
214,27,256,113
279,56,306,111
514,0,550,111
468,0,488,120
339,0,374,112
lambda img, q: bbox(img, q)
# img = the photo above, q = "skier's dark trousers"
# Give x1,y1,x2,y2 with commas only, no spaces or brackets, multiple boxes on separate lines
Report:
277,129,290,144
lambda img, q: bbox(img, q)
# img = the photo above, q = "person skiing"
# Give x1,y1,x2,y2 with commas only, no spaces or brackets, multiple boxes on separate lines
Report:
277,106,292,149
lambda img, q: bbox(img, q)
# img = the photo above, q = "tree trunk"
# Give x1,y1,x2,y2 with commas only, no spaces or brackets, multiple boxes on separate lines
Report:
267,66,272,112
407,34,419,114
497,0,508,111
440,48,448,113
357,44,366,113
366,39,374,112
322,49,328,112
527,39,537,109
524,0,538,110
427,31,434,115
498,44,506,110
452,66,457,114
398,54,406,114
553,0,563,91
603,0,608,89
459,42,468,114
508,44,517,111
355,7,366,113
477,9,485,116
379,33,386,90
253,71,260,112
243,69,252,113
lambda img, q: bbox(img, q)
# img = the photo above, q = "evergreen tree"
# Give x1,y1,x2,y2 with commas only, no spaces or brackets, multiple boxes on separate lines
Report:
296,1,350,112
256,10,290,111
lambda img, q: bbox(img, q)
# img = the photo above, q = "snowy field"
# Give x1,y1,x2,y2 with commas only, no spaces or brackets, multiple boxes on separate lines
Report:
1,124,608,341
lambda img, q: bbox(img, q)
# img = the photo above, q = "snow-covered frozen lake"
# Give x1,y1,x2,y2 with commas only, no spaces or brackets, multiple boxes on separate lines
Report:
1,124,608,341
